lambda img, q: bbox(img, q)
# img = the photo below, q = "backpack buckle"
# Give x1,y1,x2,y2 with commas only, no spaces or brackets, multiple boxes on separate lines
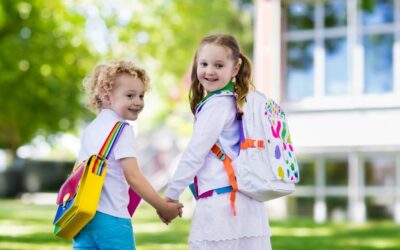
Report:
211,145,227,161
216,149,226,161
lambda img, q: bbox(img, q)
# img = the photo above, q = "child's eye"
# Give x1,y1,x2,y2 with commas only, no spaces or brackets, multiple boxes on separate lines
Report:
139,94,144,100
127,94,134,99
199,62,207,67
216,64,223,69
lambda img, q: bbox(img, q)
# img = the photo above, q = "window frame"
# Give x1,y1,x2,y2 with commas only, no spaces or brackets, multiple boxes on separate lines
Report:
282,0,400,111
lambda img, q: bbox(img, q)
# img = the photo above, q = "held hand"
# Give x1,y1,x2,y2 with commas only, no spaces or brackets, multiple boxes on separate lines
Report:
157,210,170,224
157,199,183,225
165,197,183,218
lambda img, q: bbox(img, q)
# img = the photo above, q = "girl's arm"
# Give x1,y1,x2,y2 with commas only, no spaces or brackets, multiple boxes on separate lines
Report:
120,157,183,222
165,96,236,200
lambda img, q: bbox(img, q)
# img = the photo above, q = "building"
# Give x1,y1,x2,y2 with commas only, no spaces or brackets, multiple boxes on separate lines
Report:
255,0,400,223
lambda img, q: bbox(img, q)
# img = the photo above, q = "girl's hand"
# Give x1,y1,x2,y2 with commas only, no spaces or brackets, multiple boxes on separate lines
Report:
165,197,183,218
157,199,183,225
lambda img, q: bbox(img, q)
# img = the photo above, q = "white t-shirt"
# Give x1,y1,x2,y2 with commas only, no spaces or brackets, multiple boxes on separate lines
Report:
77,109,137,218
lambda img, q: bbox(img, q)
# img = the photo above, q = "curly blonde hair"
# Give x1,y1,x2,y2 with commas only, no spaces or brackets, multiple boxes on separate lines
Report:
83,60,150,113
189,34,255,114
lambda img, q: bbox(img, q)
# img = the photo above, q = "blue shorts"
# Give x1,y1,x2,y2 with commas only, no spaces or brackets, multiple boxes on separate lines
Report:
73,211,135,250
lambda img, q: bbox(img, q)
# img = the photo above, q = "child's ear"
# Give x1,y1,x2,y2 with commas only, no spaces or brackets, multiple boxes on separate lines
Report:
232,62,240,78
101,93,112,107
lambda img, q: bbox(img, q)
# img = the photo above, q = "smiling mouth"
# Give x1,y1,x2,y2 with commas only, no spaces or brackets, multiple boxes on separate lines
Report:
129,109,141,113
205,77,218,81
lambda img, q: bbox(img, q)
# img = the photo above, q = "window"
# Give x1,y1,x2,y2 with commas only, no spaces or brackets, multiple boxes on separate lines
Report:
294,197,315,217
286,41,315,100
324,0,347,28
364,157,395,186
361,0,394,25
325,37,349,95
325,159,348,186
297,161,316,185
366,197,394,219
286,2,315,31
361,0,395,94
364,156,395,219
283,0,398,102
326,197,348,220
363,34,394,93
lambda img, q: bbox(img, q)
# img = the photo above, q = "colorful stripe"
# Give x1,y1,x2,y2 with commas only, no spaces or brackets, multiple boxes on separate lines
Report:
197,82,234,107
91,122,127,175
102,123,126,158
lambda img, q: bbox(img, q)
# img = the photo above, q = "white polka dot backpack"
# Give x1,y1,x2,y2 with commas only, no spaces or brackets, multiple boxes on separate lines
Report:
233,90,300,202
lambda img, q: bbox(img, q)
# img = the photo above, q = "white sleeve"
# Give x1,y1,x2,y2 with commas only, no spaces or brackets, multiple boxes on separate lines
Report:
113,125,137,160
77,127,89,163
165,96,236,200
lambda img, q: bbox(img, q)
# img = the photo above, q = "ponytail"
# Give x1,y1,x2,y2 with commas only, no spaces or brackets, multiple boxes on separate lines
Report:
234,53,254,109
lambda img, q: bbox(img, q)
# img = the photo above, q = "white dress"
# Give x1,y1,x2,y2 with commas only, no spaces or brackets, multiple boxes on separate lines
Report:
166,95,272,250
189,192,271,250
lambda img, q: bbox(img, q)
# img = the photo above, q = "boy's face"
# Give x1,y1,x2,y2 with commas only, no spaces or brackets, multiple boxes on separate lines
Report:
107,73,145,121
196,43,239,93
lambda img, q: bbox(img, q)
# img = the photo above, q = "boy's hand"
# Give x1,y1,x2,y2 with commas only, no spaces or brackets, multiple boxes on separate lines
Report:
165,197,183,218
157,198,183,225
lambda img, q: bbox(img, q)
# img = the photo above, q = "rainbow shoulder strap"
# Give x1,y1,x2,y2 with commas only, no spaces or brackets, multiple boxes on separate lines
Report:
93,121,128,175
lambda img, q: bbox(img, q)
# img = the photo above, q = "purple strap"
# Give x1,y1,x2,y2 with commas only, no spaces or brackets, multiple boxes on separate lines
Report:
127,188,141,216
194,177,214,199
237,114,245,143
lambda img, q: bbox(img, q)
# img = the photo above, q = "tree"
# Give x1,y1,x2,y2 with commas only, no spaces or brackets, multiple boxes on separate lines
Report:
0,0,253,155
0,0,97,154
83,0,254,134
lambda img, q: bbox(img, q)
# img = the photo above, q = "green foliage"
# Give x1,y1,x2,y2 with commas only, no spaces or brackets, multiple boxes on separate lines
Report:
87,0,253,134
360,0,377,13
0,0,253,153
0,0,96,153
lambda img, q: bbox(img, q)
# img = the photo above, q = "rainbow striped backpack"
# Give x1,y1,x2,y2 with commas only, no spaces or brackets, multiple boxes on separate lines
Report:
233,90,300,201
53,122,141,240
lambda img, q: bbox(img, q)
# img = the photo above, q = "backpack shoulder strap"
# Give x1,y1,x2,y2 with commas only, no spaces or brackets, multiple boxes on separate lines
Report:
211,144,238,216
98,121,128,159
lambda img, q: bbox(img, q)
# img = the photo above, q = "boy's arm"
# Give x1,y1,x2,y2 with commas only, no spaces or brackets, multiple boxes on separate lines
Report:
120,157,183,222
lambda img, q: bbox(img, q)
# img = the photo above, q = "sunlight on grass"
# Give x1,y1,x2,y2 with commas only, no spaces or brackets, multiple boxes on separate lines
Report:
0,220,51,236
0,242,69,250
0,199,189,250
134,222,170,233
346,238,400,249
272,226,335,237
1,199,400,250
138,243,188,250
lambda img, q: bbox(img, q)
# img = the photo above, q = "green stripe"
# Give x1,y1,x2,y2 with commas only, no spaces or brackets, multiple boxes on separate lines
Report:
103,122,124,158
198,82,234,106
102,123,122,156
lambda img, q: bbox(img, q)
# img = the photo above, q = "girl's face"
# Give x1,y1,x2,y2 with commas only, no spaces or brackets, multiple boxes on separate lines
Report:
105,73,145,121
196,44,240,93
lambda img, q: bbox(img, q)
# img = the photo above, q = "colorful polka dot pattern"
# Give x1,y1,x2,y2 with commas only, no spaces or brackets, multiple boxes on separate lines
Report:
264,99,299,183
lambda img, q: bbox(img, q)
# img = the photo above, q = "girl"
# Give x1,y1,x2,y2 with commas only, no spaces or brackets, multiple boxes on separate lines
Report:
74,60,183,250
165,34,272,249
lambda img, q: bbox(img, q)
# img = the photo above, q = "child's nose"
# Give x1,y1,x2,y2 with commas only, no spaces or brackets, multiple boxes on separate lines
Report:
133,98,143,105
205,67,215,75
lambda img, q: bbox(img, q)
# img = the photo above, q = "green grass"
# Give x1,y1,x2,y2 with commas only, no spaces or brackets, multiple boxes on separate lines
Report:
0,199,400,249
0,199,190,250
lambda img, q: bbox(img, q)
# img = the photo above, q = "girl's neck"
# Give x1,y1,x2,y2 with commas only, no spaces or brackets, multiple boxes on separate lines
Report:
199,82,234,105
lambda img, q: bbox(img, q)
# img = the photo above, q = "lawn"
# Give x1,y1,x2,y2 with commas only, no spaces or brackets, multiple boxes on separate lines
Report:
0,199,399,250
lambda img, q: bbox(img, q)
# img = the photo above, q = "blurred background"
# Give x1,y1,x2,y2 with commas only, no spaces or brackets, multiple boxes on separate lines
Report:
1,0,400,249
